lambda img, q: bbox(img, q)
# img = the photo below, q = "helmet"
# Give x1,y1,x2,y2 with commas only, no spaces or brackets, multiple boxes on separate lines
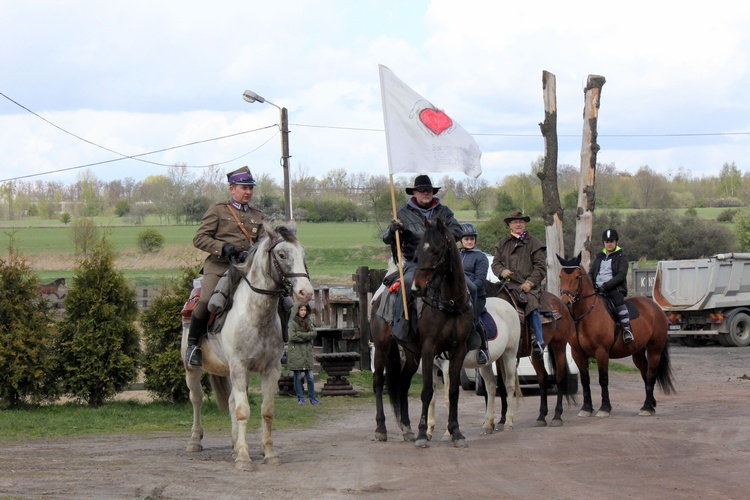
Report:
602,228,619,241
460,223,478,238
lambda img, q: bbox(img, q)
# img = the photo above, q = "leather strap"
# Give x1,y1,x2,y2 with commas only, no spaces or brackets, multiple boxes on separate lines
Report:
226,204,255,244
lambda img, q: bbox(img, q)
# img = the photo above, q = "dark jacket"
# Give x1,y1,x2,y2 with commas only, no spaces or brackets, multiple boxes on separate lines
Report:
460,247,488,298
382,198,462,262
589,247,628,296
286,305,317,371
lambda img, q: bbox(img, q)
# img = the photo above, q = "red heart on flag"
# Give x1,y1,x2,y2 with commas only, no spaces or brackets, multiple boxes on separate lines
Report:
419,108,453,135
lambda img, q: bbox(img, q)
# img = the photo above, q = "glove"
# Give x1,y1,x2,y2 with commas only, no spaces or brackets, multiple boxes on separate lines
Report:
500,269,513,279
520,280,533,293
600,282,611,293
222,242,242,258
389,219,403,235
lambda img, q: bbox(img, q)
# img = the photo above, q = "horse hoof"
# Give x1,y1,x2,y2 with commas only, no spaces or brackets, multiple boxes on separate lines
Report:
374,432,388,442
415,438,430,448
595,411,610,418
453,438,468,448
186,443,203,453
235,460,257,472
577,410,592,418
533,419,547,428
403,431,416,442
502,424,514,432
638,409,655,416
263,455,281,466
480,427,493,436
550,419,564,427
494,424,505,432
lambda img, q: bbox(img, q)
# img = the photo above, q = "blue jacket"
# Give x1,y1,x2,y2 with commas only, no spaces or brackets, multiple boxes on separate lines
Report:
460,247,488,298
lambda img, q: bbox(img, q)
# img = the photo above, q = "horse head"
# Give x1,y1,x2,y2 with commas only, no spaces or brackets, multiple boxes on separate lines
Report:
412,218,462,298
253,220,313,306
557,252,593,307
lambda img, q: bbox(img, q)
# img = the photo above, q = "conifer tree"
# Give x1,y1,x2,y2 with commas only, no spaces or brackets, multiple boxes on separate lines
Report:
58,237,140,407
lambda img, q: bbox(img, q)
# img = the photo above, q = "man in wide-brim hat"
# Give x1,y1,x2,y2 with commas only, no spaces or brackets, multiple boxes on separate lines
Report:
491,211,547,360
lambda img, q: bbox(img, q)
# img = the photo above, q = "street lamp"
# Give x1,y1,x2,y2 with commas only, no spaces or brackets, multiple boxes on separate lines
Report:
242,89,292,221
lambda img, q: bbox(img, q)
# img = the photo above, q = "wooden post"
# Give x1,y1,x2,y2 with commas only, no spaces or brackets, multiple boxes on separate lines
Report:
538,70,565,295
574,74,606,272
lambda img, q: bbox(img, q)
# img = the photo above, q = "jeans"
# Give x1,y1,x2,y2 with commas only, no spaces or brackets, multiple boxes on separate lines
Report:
293,370,316,399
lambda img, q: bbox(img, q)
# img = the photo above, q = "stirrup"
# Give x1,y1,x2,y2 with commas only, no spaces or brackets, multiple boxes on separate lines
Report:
622,326,634,344
530,336,544,360
186,345,202,366
476,349,489,365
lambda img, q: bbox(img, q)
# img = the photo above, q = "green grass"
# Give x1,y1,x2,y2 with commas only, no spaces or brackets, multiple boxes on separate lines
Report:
589,358,639,373
0,370,425,440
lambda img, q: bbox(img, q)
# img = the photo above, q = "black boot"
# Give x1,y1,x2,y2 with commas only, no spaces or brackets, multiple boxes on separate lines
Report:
622,323,634,344
186,314,208,367
476,321,489,365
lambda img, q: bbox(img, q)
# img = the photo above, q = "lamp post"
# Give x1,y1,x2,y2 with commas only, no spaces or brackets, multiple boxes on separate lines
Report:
242,90,292,221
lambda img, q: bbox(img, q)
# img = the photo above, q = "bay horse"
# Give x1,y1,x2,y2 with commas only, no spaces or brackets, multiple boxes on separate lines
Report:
557,253,675,417
427,296,521,439
371,218,473,448
38,277,66,298
182,222,313,470
489,282,578,427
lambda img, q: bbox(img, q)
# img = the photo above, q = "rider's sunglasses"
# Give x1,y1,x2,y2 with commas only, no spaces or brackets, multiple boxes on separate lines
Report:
414,188,433,194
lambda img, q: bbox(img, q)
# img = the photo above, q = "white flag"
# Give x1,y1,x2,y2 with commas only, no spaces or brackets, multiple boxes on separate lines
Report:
379,64,482,179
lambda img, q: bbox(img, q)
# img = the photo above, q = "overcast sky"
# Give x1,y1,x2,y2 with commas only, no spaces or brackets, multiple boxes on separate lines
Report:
2,0,749,188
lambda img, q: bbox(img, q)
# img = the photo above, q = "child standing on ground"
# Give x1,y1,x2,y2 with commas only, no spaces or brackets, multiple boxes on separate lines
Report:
287,304,321,405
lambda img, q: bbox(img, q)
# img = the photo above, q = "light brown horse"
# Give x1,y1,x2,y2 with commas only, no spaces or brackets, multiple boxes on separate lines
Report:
557,253,675,417
38,278,66,298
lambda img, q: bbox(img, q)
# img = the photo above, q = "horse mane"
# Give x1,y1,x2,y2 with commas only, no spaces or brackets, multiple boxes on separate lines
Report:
275,224,298,244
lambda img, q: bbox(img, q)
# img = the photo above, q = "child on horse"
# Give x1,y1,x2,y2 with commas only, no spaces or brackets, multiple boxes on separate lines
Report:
287,304,321,405
459,222,489,365
589,228,634,343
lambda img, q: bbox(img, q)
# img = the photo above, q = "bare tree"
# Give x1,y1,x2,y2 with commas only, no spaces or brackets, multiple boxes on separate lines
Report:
458,177,490,218
69,217,99,255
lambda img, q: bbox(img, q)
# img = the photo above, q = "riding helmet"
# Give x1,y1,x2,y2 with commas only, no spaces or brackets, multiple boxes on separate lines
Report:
602,228,619,241
460,222,478,238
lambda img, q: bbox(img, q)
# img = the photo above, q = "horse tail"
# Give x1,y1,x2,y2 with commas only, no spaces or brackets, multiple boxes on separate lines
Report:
209,374,231,412
384,341,403,421
655,342,676,395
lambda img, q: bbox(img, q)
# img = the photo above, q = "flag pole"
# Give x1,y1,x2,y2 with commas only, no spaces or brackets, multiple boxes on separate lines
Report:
388,172,409,320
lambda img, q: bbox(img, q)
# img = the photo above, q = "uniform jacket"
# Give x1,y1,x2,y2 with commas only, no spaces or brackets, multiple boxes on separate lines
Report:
193,201,265,276
460,247,488,298
382,199,462,262
491,232,547,313
589,247,629,296
286,305,317,371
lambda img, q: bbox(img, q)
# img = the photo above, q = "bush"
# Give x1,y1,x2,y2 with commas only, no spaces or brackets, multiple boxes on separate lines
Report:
717,208,738,223
0,248,61,407
58,238,140,407
141,265,211,402
114,200,131,217
137,229,165,253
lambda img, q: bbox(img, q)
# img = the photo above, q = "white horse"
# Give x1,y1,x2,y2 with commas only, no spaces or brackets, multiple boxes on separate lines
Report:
182,222,313,470
428,297,521,439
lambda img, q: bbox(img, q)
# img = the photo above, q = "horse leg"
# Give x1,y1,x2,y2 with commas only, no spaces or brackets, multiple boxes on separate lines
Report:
496,355,517,432
632,349,657,416
531,357,549,427
229,366,255,471
594,351,612,417
398,355,418,442
445,353,467,448
478,364,497,435
185,367,204,453
259,367,281,465
415,352,434,448
550,345,569,427
427,363,440,441
573,349,594,417
373,347,389,442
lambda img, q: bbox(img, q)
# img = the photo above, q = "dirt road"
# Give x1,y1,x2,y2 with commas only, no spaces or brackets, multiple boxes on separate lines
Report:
2,344,748,499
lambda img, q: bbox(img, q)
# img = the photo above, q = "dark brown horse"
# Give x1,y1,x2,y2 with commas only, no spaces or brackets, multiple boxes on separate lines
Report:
38,278,67,298
371,218,473,448
488,281,577,427
557,253,675,417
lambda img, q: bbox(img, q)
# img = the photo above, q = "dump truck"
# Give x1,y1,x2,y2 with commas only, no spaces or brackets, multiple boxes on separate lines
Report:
652,253,750,347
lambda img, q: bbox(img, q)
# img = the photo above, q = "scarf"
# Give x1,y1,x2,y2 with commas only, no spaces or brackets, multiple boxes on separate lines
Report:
510,230,528,242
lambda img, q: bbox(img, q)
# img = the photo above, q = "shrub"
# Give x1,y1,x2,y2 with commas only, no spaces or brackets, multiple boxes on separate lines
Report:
717,208,738,223
137,228,165,253
58,238,140,407
141,264,211,402
0,247,61,407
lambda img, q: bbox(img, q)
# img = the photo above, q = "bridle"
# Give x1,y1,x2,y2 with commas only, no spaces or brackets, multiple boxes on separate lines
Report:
415,234,470,315
559,265,598,323
243,236,309,298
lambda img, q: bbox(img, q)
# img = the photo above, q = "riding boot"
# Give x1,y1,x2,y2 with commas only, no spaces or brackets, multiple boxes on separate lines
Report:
617,304,634,344
186,314,208,367
476,320,489,365
528,309,544,360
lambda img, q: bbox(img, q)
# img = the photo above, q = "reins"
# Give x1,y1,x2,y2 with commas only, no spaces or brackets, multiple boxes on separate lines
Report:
243,236,309,298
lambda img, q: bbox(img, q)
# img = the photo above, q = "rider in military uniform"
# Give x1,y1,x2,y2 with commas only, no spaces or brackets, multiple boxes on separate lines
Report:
185,166,265,366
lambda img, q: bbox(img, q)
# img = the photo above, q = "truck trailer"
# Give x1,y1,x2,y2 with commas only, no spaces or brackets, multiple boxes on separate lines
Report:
652,253,750,347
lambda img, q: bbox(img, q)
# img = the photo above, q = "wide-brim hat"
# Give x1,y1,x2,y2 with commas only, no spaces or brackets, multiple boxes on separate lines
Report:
227,166,256,186
405,174,440,195
503,211,531,225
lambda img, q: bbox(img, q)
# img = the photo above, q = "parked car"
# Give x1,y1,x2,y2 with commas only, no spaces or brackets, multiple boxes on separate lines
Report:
461,344,579,395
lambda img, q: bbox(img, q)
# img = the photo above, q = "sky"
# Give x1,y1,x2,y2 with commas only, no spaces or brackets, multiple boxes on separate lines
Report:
2,0,750,188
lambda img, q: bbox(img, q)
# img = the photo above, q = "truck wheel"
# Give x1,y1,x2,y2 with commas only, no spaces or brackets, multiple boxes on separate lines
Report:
717,333,731,347
727,312,750,347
